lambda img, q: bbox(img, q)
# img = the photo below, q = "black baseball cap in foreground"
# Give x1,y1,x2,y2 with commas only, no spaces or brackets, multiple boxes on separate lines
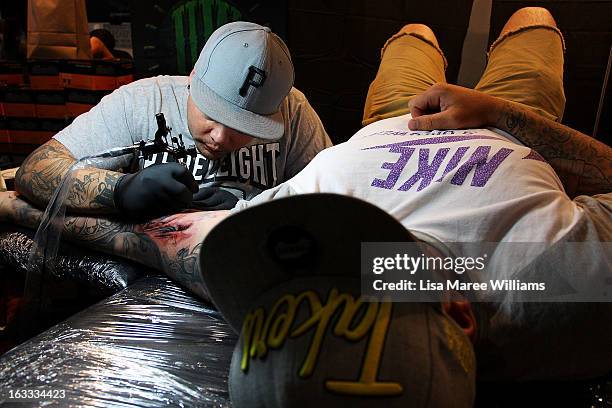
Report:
200,193,476,407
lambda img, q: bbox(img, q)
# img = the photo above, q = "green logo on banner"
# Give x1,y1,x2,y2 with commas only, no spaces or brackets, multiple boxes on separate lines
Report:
171,0,242,74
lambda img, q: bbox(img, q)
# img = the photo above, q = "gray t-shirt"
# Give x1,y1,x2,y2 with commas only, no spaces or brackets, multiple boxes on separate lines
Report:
54,76,332,200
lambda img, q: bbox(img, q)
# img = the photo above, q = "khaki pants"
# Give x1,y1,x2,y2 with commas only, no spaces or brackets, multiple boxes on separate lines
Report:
362,25,566,126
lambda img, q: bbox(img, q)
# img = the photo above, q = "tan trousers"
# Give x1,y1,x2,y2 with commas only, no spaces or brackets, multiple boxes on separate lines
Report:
362,24,566,126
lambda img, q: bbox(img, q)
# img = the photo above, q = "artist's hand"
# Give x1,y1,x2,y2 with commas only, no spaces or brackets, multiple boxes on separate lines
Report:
114,163,199,217
191,186,239,210
408,83,503,131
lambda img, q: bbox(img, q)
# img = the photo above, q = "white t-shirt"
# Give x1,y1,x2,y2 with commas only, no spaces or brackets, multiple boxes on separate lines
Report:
236,113,581,263
234,113,612,380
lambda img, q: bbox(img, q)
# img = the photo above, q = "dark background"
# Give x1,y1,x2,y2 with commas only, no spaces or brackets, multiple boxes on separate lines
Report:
284,0,611,145
2,0,610,145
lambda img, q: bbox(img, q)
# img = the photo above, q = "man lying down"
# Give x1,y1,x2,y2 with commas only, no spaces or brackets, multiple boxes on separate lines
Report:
2,83,610,387
2,12,612,405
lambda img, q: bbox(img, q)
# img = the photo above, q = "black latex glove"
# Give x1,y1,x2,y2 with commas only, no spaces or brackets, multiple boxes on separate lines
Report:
114,163,199,217
191,186,239,210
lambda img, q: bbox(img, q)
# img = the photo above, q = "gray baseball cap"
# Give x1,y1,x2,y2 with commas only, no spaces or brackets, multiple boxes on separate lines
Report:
200,194,476,407
190,21,294,140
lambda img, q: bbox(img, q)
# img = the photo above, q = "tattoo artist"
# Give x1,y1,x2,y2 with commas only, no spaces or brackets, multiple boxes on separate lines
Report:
14,22,331,218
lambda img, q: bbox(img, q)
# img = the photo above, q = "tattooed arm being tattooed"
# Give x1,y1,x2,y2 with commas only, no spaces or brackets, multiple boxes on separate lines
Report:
408,83,612,197
0,191,229,300
15,139,124,213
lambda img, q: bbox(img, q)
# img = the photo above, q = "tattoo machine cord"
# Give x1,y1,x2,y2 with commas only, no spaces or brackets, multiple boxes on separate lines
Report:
23,113,197,329
23,155,110,336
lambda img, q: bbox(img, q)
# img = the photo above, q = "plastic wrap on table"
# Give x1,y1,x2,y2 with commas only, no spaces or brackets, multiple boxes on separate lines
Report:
2,275,611,407
0,230,142,292
0,275,237,407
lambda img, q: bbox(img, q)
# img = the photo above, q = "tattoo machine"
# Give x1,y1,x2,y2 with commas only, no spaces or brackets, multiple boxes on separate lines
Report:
94,113,198,170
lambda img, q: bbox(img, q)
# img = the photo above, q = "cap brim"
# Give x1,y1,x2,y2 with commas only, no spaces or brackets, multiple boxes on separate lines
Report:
191,80,284,140
200,193,415,332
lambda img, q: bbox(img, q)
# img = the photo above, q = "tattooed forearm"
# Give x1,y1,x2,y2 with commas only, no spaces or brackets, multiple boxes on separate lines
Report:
15,140,124,213
16,140,73,202
163,242,210,299
494,101,612,197
93,173,121,208
1,191,228,301
134,213,227,299
67,172,122,209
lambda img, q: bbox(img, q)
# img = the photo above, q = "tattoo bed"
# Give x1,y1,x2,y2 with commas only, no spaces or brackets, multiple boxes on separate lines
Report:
0,227,236,406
